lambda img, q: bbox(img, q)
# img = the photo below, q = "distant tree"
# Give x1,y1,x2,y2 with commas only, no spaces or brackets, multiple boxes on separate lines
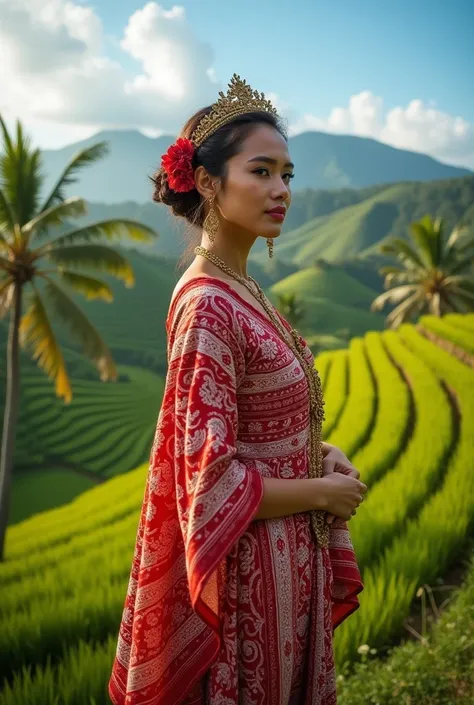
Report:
0,116,158,560
313,257,330,269
275,292,306,328
371,215,474,328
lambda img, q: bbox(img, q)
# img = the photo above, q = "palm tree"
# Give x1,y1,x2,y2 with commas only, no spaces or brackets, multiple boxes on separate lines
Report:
275,292,306,328
371,214,474,329
0,117,157,560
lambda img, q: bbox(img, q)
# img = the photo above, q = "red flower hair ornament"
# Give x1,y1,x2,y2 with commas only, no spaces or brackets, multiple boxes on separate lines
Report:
160,137,196,192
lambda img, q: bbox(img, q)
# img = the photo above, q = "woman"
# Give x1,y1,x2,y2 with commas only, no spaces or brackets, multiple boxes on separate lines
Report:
108,74,366,705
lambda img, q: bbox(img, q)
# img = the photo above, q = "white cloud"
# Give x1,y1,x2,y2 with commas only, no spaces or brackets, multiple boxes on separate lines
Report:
289,91,474,170
0,1,218,139
0,1,472,170
0,0,101,74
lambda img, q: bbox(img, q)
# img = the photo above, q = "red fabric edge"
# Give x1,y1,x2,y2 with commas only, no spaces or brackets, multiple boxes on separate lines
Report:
332,580,363,630
175,468,265,704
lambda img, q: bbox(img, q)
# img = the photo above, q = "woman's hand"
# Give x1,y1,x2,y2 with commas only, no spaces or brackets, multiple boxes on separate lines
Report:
318,473,367,523
321,443,363,526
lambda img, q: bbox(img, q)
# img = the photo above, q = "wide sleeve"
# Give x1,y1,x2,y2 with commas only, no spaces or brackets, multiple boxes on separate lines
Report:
169,292,264,625
108,290,264,705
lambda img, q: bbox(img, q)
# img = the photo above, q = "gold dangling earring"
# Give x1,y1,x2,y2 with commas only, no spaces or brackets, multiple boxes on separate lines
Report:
266,237,274,258
203,195,219,244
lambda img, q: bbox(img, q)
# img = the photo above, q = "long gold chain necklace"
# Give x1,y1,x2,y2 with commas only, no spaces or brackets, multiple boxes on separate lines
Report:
194,245,329,548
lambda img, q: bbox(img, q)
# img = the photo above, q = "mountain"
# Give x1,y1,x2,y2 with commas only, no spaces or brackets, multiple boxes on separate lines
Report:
40,128,472,204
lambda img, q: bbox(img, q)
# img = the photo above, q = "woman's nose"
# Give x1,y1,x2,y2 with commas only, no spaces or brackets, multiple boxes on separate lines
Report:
272,179,290,200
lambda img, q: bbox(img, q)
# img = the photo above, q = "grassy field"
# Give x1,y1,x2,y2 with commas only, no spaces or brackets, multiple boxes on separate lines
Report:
337,548,474,705
1,316,473,703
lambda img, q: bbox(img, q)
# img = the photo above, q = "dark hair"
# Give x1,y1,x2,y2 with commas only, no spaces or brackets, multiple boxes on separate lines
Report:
151,107,288,227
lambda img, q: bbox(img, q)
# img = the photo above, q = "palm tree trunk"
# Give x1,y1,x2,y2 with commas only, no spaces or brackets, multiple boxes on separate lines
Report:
0,283,22,562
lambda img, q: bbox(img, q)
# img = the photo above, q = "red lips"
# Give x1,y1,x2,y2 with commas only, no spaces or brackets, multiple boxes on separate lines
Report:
266,206,286,222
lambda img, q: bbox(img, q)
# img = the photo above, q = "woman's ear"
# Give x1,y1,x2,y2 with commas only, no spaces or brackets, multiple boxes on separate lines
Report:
194,165,220,200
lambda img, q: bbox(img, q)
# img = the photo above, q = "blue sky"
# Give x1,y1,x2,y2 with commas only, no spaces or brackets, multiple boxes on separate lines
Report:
0,0,473,167
105,0,473,122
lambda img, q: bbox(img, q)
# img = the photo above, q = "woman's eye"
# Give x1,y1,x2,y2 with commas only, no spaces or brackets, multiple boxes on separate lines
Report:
254,168,295,182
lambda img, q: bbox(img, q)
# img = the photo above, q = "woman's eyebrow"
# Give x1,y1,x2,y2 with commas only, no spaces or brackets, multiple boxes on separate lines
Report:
247,155,294,168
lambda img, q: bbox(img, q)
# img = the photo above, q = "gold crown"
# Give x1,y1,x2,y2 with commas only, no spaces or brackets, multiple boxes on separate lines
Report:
191,73,279,148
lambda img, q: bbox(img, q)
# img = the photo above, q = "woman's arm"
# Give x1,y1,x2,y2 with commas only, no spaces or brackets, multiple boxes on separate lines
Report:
254,477,327,520
253,471,366,521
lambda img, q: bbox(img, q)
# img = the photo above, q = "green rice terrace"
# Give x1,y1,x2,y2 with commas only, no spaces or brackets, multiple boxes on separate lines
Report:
1,347,165,524
1,315,473,704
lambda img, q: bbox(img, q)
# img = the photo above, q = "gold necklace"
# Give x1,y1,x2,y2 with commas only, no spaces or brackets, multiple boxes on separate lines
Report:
194,245,329,547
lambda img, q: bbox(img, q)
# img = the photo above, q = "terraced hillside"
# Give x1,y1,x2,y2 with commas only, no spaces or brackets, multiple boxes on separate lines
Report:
319,317,474,665
1,318,473,704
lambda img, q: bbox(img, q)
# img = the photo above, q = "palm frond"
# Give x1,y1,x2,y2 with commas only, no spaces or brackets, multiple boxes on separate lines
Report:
443,274,474,292
379,265,419,287
385,292,426,329
371,284,420,312
384,271,420,288
409,215,443,268
38,274,117,382
378,265,405,276
446,224,474,254
0,277,14,319
55,270,114,302
19,286,73,403
36,218,157,254
448,255,474,276
39,142,109,214
380,238,427,271
0,187,15,232
0,115,13,154
444,223,469,252
442,288,470,314
445,285,474,301
0,232,13,254
0,117,44,226
24,197,87,245
444,287,474,312
0,255,13,275
40,244,136,287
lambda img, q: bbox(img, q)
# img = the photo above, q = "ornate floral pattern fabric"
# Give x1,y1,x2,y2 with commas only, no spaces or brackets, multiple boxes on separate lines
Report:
108,277,363,705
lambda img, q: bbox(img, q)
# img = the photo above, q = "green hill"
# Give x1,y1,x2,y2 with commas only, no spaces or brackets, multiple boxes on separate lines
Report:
270,261,378,307
251,175,474,265
1,317,473,704
267,261,385,338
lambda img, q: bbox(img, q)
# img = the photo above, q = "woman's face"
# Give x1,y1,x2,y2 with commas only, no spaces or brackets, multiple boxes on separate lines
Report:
216,124,294,240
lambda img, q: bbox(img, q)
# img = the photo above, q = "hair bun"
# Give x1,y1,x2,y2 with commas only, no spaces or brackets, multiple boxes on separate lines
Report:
151,167,202,223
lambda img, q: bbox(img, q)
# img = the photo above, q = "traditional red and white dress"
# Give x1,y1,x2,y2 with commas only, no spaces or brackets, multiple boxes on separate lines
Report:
108,276,363,705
